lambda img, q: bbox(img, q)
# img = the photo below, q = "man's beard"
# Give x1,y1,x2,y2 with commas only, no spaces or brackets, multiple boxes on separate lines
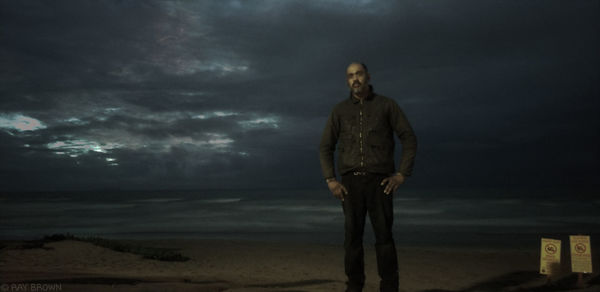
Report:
352,83,367,94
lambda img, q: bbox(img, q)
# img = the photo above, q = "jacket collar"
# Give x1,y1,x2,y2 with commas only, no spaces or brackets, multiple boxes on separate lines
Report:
349,85,375,103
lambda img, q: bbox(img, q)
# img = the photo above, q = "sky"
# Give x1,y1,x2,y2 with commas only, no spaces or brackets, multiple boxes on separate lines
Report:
1,0,598,191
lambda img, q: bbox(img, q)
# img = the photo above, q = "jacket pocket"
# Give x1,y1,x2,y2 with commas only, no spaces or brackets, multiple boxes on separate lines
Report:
367,134,391,166
368,133,386,146
338,136,356,167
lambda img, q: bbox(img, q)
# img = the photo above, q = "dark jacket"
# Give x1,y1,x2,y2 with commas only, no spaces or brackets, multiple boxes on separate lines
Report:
319,88,417,179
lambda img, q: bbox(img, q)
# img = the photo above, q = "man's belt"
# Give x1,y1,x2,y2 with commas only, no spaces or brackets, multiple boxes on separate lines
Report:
352,171,369,176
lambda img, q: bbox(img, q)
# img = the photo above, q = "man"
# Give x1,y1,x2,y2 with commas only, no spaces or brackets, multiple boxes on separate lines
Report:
319,62,417,292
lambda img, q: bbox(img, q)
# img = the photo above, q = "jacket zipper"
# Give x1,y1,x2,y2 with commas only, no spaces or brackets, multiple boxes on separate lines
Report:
359,99,364,168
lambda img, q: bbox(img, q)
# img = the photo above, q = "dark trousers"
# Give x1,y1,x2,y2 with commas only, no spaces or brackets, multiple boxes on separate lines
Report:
342,173,399,292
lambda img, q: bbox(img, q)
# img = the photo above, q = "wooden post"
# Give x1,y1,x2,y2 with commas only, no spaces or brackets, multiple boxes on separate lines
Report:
575,272,585,289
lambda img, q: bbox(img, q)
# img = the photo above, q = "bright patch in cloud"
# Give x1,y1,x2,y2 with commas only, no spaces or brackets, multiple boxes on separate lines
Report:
165,133,234,150
63,117,89,125
47,139,123,156
0,114,46,132
205,133,234,148
214,111,238,117
192,111,239,120
169,59,249,76
104,107,121,114
239,116,280,129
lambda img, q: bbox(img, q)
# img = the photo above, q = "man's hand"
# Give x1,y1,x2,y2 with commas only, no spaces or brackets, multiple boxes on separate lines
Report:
380,173,405,195
327,180,348,201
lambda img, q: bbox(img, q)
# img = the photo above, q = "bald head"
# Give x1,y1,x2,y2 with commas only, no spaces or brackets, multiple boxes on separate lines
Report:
346,62,371,97
347,62,368,73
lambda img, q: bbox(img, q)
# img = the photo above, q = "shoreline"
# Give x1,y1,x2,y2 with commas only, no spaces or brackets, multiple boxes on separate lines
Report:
4,229,597,250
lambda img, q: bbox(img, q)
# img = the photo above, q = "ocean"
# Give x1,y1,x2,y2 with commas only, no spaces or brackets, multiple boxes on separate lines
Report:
1,187,599,249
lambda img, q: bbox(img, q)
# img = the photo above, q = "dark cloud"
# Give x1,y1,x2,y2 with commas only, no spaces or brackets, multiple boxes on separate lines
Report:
0,0,598,191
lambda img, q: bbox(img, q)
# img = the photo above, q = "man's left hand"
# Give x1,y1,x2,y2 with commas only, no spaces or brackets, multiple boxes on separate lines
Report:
380,173,405,195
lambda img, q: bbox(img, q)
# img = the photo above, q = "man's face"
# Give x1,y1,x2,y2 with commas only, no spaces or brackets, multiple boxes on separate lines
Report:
346,63,370,95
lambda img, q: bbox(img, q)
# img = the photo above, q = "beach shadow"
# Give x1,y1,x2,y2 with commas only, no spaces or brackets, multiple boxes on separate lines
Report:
245,279,337,289
589,274,600,285
419,271,538,292
11,278,337,291
419,270,600,292
7,277,227,286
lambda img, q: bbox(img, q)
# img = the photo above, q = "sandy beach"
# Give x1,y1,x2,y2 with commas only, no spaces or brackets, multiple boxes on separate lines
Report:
1,238,599,292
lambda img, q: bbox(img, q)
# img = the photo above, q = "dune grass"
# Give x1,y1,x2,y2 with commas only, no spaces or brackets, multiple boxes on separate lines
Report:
21,233,190,262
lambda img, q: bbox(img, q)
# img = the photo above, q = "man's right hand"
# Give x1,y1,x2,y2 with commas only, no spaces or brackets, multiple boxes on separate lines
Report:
327,180,348,201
